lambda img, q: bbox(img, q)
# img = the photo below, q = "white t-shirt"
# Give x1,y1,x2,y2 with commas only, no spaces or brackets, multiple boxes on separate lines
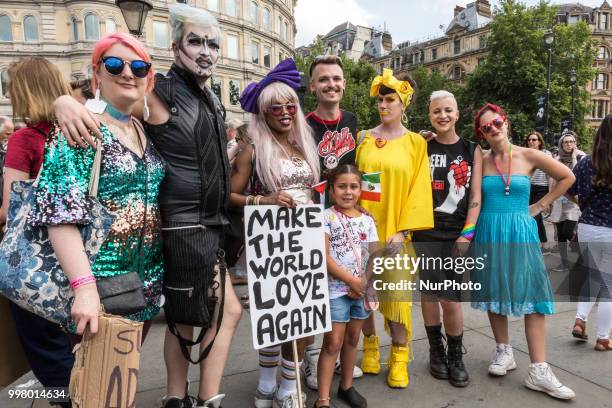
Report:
324,208,379,299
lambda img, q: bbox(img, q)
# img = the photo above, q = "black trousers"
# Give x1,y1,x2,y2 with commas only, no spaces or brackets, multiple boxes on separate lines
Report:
556,220,577,268
8,303,73,407
530,184,548,243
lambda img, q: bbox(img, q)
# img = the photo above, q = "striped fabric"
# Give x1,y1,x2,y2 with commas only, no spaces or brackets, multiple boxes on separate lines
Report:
259,345,281,368
531,168,549,186
281,358,298,381
531,149,551,187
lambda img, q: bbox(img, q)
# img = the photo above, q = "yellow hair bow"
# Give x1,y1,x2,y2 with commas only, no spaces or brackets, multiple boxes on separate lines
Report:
370,68,414,108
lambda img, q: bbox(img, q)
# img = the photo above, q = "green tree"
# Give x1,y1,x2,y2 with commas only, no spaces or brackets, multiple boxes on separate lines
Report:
229,79,240,106
295,40,379,130
462,0,595,148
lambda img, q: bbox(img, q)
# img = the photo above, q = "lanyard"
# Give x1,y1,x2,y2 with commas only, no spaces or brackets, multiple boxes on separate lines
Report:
492,142,512,195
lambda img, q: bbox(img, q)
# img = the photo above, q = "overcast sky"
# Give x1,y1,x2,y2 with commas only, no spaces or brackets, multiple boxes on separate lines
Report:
294,0,606,47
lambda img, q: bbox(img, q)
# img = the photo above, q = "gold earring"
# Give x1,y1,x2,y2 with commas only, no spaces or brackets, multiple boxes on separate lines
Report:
401,112,408,124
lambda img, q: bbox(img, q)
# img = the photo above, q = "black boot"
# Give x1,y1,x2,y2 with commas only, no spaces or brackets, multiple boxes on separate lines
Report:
425,324,449,380
447,333,470,387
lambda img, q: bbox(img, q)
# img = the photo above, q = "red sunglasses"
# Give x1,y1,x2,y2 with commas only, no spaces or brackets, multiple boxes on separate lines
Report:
266,104,297,117
479,116,505,135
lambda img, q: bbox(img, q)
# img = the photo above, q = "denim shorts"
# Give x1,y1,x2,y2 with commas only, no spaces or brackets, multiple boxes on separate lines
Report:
330,295,371,323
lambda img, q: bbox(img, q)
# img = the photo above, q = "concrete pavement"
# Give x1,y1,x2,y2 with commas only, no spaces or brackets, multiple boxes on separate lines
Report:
2,240,611,407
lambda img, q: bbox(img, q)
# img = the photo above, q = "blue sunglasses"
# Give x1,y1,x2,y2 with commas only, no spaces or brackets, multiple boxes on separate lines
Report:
101,56,151,78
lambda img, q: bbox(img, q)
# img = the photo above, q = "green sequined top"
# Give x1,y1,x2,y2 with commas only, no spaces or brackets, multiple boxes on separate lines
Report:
29,124,166,322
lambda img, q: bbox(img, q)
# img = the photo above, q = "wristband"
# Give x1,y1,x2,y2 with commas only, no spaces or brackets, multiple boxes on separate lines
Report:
70,274,96,290
460,223,476,241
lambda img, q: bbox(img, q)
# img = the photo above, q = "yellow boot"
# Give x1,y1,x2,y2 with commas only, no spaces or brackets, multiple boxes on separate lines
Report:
360,334,381,374
387,345,409,388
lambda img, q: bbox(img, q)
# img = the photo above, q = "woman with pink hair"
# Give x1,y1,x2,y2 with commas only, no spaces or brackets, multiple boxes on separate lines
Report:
231,58,320,408
30,32,165,340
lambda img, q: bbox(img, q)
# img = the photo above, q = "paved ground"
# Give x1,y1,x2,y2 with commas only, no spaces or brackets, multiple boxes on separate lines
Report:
2,223,611,408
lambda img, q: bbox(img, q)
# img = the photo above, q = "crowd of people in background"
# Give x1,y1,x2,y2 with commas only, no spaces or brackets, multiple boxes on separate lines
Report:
0,3,610,408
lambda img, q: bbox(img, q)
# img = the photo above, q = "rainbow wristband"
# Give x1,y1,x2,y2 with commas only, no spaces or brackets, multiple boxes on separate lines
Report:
460,223,476,241
70,275,96,290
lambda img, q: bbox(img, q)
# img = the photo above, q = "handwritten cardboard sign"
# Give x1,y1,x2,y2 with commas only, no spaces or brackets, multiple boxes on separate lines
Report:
70,314,143,408
245,205,331,349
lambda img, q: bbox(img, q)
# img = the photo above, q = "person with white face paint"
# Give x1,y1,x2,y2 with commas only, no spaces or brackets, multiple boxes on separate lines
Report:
51,4,242,408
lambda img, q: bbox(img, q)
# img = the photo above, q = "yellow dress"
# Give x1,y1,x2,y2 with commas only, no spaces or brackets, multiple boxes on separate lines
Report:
356,130,433,335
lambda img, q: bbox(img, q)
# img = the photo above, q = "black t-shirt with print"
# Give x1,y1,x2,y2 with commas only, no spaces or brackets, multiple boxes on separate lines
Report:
413,138,477,241
306,110,357,180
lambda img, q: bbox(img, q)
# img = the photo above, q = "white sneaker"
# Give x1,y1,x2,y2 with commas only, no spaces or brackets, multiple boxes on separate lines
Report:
195,394,225,408
302,348,318,390
254,387,275,408
488,344,517,376
273,391,307,408
525,363,576,400
334,359,364,378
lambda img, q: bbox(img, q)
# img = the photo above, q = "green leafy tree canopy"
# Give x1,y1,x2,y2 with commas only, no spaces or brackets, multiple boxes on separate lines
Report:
463,0,595,149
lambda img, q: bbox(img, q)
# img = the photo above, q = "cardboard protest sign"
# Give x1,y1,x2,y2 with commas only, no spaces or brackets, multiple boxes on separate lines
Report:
70,314,143,408
245,205,331,349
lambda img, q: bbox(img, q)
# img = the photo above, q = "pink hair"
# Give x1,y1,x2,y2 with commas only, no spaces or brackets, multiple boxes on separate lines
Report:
248,82,320,191
91,32,154,93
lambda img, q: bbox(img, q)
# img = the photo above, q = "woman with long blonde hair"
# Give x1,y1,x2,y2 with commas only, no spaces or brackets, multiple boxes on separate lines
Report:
1,57,73,408
232,59,320,407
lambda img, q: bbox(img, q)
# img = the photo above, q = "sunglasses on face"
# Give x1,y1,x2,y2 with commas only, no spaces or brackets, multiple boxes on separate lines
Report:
528,138,539,142
480,117,505,135
266,104,298,117
101,56,151,78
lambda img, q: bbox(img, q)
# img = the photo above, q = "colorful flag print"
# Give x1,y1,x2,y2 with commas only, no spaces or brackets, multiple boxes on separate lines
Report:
361,172,381,202
312,180,327,204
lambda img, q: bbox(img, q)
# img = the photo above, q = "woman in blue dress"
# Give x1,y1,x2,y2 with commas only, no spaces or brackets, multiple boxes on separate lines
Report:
471,103,576,400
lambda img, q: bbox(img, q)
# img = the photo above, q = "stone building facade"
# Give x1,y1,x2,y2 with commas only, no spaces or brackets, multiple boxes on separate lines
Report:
295,21,392,62
0,0,297,119
366,0,491,85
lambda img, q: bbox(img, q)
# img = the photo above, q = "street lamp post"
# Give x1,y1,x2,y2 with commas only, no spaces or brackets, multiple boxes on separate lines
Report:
570,69,577,125
115,0,153,37
544,31,555,144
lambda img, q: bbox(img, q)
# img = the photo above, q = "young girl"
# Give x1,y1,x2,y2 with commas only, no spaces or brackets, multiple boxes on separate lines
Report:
316,165,378,408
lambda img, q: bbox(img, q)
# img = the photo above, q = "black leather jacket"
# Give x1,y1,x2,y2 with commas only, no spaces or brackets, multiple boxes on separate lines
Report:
144,64,230,227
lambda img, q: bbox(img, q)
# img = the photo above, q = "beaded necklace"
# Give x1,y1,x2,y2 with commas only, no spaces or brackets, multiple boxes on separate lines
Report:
492,142,513,195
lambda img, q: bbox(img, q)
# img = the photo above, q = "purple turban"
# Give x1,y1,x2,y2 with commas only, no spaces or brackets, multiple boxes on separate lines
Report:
239,58,302,114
